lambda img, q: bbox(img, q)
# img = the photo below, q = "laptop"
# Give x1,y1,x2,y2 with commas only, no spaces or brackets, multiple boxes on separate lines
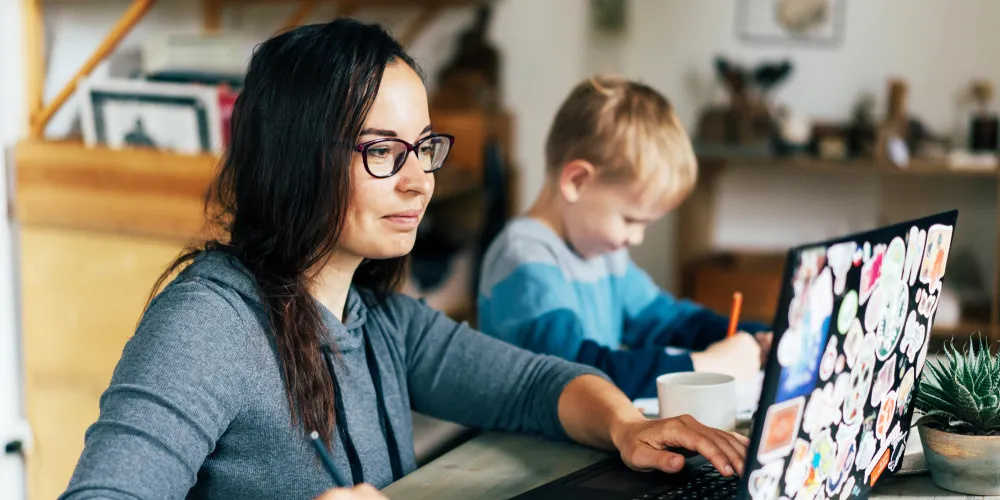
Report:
513,210,958,500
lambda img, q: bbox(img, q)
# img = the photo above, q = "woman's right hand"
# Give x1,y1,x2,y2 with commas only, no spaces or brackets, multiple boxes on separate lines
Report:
689,332,761,381
314,484,388,500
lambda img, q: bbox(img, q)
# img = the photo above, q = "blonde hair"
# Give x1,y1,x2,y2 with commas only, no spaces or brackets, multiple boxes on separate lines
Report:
544,75,697,202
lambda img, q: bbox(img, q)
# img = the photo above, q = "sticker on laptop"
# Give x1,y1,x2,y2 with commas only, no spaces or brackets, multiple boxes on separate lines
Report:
903,226,926,287
803,386,839,438
748,461,782,500
843,319,863,368
784,438,811,496
837,290,858,334
839,476,857,500
875,280,908,361
900,310,925,363
776,266,833,402
871,354,897,408
819,336,838,381
867,447,892,486
826,441,856,497
757,396,805,463
917,289,939,319
828,241,856,295
920,224,954,294
917,332,931,373
855,426,878,471
864,285,885,333
876,390,897,442
843,338,876,425
860,244,885,305
896,369,915,416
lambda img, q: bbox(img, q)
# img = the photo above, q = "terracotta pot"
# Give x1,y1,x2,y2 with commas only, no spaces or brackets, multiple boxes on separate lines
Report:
918,423,1000,495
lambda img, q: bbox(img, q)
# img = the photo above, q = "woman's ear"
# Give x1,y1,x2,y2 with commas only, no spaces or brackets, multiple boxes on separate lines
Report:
558,160,597,204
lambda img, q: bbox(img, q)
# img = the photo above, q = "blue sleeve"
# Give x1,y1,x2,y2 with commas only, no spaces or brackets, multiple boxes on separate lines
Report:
526,309,695,399
620,260,770,351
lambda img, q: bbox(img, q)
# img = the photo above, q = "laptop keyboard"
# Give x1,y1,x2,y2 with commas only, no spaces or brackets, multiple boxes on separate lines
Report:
629,462,739,500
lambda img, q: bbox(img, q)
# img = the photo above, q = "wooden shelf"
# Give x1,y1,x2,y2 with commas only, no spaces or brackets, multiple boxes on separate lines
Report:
14,138,485,241
698,155,999,178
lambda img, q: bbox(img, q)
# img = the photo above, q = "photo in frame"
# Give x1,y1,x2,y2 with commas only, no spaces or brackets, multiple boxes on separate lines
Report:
79,77,223,156
736,0,847,47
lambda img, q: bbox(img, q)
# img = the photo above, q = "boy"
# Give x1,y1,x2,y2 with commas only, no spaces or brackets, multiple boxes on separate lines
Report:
477,75,772,399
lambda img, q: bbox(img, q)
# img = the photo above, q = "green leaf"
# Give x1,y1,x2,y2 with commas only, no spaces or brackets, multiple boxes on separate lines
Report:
954,374,985,428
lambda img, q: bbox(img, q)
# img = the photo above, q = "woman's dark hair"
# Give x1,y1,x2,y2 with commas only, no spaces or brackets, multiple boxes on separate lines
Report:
148,19,421,445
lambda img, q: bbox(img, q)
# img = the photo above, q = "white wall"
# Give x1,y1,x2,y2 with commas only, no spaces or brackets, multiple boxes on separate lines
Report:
621,0,1000,291
0,0,26,497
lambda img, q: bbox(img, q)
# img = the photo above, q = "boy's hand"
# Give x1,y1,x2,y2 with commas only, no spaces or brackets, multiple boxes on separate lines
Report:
689,332,761,381
754,331,773,366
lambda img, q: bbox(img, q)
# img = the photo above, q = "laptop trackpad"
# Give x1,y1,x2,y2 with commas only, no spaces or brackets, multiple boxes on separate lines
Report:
571,466,665,492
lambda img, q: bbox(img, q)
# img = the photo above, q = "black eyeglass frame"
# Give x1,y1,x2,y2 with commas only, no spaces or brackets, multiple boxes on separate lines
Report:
353,133,456,179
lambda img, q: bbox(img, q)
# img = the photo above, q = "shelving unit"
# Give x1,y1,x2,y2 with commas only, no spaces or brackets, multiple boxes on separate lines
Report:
676,154,1000,343
14,1,503,498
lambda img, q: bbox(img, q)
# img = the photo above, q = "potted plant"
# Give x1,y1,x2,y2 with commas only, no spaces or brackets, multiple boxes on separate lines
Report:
915,334,1000,495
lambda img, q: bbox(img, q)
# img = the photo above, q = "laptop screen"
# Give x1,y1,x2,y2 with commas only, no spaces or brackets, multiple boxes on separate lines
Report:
740,210,958,500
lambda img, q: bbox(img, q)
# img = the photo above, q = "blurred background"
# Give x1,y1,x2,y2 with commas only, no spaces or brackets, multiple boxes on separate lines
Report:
1,0,999,498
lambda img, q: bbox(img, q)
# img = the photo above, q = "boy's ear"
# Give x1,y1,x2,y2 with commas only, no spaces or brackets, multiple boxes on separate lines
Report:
558,160,597,204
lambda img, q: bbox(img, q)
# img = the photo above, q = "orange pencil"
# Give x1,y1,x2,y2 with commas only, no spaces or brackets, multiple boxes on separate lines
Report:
726,291,743,338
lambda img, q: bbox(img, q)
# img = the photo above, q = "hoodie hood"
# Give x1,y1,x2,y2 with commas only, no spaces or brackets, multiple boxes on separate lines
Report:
180,250,367,352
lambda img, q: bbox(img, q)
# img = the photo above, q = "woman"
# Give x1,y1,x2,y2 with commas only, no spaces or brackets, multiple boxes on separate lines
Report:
60,19,749,500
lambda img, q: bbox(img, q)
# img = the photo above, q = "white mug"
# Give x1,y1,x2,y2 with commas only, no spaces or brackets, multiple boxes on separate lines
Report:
656,372,737,432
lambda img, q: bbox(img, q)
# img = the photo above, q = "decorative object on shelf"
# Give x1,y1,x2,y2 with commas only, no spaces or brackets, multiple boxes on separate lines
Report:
79,77,223,156
847,93,877,158
736,0,846,47
695,55,792,152
969,80,999,152
773,105,811,154
876,78,912,168
809,122,849,160
431,3,500,110
589,0,628,36
915,335,1000,495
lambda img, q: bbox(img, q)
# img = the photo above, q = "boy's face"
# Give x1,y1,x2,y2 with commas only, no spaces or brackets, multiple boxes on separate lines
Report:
562,171,675,259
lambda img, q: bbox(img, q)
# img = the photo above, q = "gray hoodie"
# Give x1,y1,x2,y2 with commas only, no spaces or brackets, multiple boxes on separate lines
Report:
60,251,604,499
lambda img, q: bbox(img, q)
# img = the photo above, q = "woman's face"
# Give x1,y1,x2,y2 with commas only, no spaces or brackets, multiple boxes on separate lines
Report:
339,62,435,261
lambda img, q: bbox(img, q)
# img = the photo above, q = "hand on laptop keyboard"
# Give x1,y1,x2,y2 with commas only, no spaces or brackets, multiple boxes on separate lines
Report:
611,414,749,479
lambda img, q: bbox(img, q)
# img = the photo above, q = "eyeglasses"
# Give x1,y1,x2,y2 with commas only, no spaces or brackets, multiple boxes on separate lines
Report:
354,134,455,179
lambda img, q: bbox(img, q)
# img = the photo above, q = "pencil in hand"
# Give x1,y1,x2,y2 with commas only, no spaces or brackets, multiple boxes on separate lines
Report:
726,291,743,338
310,430,349,487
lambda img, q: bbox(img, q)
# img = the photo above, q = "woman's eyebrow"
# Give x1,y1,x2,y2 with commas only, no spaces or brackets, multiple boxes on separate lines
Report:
358,124,433,137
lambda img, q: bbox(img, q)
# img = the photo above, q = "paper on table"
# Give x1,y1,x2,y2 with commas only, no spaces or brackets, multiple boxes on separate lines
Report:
634,370,765,422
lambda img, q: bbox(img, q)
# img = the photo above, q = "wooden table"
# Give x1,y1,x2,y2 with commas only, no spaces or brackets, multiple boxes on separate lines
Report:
383,432,998,500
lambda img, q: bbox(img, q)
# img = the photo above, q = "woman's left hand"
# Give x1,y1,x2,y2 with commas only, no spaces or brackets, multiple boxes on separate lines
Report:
610,414,750,477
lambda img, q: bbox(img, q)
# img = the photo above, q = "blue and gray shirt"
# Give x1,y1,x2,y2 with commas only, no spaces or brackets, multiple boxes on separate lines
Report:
478,217,768,399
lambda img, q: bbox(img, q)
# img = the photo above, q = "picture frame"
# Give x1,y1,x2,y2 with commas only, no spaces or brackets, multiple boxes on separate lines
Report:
78,77,223,156
735,0,847,47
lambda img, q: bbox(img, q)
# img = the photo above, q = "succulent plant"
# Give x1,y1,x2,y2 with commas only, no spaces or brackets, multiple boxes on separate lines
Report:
916,334,1000,436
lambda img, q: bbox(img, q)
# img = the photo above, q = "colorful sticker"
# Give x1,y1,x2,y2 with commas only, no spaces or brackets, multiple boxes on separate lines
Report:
875,280,908,361
826,441,856,497
802,388,828,437
843,340,875,425
758,396,806,463
889,432,908,471
828,242,857,296
871,354,897,408
843,319,863,368
837,290,859,334
919,224,953,294
831,372,850,410
855,428,877,471
819,336,839,381
882,237,907,283
836,418,861,444
784,438,811,496
853,247,864,267
896,369,915,416
796,429,836,500
917,335,931,374
917,290,939,319
903,226,926,287
839,476,856,500
868,447,892,486
876,390,897,442
864,285,885,333
836,354,846,375
863,241,872,263
776,267,833,402
860,244,885,305
900,310,925,363
748,461,783,500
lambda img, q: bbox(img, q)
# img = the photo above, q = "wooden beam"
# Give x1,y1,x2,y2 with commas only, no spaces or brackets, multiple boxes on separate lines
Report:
279,0,317,32
203,0,224,32
398,5,442,47
31,0,159,138
23,0,45,138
